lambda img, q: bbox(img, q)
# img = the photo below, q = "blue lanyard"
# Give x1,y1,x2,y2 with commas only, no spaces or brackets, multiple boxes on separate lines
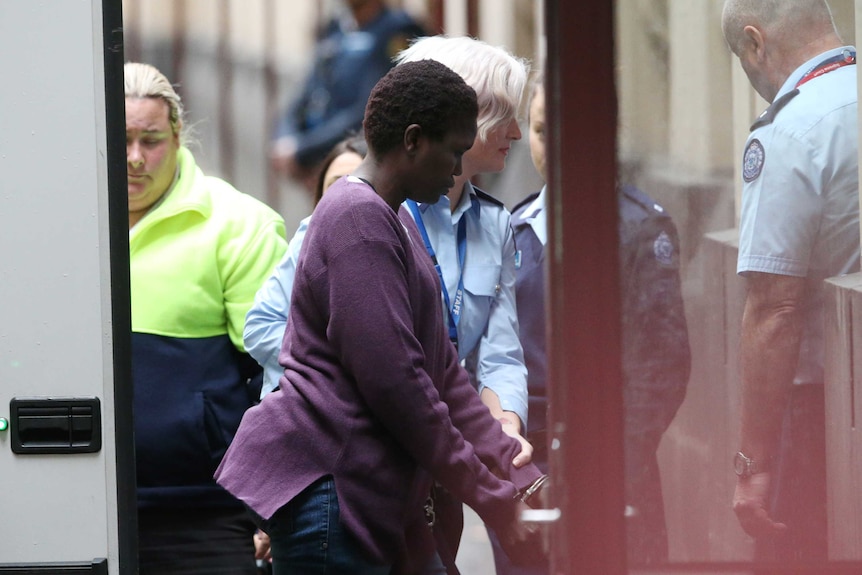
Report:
406,199,467,347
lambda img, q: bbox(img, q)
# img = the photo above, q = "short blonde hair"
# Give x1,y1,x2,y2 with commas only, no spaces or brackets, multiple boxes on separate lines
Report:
395,35,530,143
124,62,186,142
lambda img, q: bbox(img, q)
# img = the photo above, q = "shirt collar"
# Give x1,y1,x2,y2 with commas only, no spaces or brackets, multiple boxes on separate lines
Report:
130,147,210,235
525,186,547,246
417,181,480,222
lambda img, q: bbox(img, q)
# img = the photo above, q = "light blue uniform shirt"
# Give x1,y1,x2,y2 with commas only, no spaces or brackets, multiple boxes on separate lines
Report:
244,216,309,396
404,182,529,426
737,46,859,385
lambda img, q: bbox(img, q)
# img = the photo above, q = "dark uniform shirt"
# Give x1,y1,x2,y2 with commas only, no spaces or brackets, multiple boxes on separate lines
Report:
511,184,690,564
617,184,690,442
274,7,426,168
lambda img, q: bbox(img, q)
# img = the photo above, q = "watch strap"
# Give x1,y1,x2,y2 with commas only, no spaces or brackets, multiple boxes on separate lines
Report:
734,451,772,478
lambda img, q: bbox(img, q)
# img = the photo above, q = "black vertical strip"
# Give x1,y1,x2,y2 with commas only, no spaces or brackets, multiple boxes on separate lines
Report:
217,0,235,181
428,0,444,35
264,0,279,209
171,0,187,92
466,0,478,38
101,1,138,573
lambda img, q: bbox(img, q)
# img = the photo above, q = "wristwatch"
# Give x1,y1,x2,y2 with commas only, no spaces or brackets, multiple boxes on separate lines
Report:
733,451,770,478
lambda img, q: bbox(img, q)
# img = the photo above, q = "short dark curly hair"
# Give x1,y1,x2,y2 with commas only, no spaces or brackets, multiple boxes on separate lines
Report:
363,59,478,156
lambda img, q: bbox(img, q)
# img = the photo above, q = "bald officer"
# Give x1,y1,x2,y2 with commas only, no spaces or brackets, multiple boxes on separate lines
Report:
722,0,858,561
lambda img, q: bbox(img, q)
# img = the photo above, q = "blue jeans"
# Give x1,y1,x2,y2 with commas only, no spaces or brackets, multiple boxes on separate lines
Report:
265,476,390,575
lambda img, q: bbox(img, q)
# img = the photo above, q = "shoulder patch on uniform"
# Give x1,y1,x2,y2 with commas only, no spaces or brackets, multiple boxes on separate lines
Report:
742,138,765,183
653,231,674,265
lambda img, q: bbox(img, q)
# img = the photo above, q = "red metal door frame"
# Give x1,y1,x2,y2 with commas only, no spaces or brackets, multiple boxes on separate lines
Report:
545,1,626,574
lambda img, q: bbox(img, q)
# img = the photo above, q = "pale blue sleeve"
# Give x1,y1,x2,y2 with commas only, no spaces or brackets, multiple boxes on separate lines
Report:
737,127,821,278
243,218,309,398
472,215,529,428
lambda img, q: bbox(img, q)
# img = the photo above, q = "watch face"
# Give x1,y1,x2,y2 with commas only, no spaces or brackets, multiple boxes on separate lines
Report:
733,452,749,476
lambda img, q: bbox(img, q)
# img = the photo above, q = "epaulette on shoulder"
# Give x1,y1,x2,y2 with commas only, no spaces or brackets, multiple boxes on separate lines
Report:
750,89,799,131
473,187,506,208
619,185,665,222
512,190,542,215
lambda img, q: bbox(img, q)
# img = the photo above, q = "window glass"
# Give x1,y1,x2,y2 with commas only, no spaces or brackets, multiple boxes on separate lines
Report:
614,0,861,568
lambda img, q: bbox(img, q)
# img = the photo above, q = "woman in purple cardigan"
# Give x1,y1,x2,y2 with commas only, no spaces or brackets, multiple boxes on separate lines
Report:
215,60,546,574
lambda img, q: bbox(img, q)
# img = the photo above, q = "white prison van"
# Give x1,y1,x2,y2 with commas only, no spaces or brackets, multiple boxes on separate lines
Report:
0,0,133,572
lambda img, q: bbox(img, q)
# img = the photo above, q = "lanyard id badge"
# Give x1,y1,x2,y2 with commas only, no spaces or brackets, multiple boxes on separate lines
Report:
406,199,467,349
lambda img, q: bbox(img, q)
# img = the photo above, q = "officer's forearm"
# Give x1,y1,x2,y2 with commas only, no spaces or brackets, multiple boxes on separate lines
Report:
738,273,806,460
480,387,523,435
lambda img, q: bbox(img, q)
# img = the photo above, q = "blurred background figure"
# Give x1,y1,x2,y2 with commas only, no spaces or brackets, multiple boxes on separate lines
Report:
125,62,287,574
269,0,426,193
508,76,690,572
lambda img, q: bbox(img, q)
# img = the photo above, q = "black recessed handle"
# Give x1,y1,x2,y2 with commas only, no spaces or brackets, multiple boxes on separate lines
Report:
10,397,101,454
